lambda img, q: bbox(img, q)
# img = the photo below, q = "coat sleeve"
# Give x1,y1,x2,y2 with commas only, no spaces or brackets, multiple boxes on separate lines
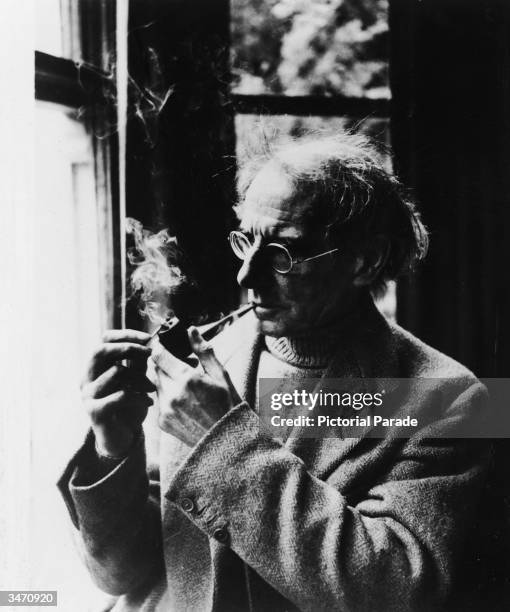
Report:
164,383,490,612
57,430,164,596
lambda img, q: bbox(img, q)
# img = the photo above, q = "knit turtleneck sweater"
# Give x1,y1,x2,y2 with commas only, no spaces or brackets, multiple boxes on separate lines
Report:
264,335,338,369
256,332,338,413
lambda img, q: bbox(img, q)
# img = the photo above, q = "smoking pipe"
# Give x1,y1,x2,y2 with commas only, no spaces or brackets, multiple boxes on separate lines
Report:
151,303,254,361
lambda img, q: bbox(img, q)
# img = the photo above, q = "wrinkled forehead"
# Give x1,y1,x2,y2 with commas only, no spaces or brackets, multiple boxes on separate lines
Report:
238,162,323,238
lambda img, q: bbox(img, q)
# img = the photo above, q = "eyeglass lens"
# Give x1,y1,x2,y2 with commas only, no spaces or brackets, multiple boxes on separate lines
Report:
265,244,292,273
229,232,293,273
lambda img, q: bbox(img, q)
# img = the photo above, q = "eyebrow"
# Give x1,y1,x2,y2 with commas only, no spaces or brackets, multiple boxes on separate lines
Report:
237,228,312,251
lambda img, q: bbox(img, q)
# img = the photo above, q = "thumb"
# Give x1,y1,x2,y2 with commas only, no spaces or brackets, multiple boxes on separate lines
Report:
151,338,194,380
189,326,224,379
189,327,242,404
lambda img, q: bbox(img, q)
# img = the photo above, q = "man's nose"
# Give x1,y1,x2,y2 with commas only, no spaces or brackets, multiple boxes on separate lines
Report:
237,248,264,289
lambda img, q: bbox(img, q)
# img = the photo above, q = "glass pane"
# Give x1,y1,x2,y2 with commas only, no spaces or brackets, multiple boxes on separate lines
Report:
231,0,390,97
36,0,64,57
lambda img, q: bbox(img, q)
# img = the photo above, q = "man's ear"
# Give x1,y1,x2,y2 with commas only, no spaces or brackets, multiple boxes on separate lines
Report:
352,237,389,287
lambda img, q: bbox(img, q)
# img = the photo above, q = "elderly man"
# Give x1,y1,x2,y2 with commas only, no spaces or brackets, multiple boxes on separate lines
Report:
59,132,490,612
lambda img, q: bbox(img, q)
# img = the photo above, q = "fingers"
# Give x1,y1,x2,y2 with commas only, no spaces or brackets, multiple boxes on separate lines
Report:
82,330,156,456
152,327,243,447
155,367,233,428
157,399,207,446
189,327,242,404
157,411,199,447
154,369,205,444
102,329,152,344
151,339,195,380
86,342,152,382
173,375,223,429
86,389,153,425
188,327,224,378
83,364,157,399
187,374,233,422
219,370,242,406
102,329,152,374
154,369,224,424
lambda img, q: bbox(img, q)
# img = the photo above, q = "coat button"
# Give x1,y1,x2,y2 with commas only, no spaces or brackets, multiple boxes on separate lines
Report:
180,497,195,513
213,527,229,544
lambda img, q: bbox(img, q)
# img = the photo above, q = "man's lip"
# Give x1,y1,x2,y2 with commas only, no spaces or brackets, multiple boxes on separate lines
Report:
252,302,284,315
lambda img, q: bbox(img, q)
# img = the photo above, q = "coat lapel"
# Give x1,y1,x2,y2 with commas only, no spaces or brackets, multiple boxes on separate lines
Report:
212,311,264,409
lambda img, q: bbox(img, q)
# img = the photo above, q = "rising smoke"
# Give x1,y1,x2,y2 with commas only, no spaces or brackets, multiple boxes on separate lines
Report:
126,217,184,325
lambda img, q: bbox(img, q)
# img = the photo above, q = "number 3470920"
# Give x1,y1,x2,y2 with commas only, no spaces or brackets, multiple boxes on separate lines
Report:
0,591,56,606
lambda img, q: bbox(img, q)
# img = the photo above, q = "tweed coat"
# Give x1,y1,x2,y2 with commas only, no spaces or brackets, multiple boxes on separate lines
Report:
59,300,491,612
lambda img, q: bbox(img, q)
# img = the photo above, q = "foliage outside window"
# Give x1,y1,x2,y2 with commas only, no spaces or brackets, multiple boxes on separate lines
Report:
231,0,389,98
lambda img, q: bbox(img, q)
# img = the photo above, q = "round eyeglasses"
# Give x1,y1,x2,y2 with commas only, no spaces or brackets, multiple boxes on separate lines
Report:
229,230,340,274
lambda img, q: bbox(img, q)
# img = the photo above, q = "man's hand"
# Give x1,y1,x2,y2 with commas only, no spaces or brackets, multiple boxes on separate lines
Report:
81,330,156,457
152,327,241,447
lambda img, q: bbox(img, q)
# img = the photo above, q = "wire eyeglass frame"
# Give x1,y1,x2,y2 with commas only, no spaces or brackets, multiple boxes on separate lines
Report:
229,230,340,274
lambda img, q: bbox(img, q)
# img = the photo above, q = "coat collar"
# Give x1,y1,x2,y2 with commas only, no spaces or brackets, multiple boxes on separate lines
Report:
212,310,264,409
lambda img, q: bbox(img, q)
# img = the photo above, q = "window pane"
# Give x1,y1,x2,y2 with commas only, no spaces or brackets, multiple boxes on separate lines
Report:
231,0,390,97
235,114,390,164
36,0,64,57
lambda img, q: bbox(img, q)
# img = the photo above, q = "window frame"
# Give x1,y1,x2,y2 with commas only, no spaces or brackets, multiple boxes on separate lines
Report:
34,1,123,329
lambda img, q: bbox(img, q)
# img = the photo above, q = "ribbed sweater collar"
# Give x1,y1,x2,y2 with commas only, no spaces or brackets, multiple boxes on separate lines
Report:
264,295,373,368
264,335,335,368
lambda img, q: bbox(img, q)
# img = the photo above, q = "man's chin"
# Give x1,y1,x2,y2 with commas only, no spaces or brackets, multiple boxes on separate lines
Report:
255,316,290,338
253,304,300,337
